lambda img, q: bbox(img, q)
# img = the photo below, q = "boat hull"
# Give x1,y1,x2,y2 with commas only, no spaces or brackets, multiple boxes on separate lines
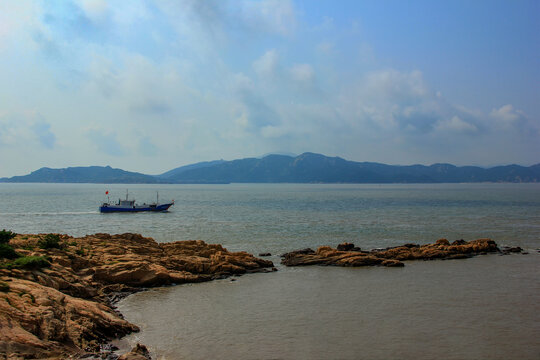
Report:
99,203,174,213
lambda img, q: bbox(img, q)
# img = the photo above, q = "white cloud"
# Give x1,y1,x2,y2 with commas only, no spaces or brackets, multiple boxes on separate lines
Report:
239,0,296,36
340,69,436,131
364,69,428,102
253,49,280,77
435,116,478,133
137,135,158,157
316,41,334,54
233,73,254,91
32,121,56,149
85,128,126,156
0,111,57,149
0,120,17,146
261,125,287,138
78,0,108,22
489,104,524,127
0,0,537,176
290,63,314,82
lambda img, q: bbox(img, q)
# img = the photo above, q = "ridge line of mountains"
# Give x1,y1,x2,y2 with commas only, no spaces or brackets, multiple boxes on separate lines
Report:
2,152,539,184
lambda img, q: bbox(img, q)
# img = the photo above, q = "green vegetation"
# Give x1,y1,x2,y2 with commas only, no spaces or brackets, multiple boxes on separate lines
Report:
38,234,64,250
75,247,86,256
0,243,20,259
0,231,55,270
21,244,35,251
0,230,20,260
0,281,9,292
0,229,17,244
11,256,51,270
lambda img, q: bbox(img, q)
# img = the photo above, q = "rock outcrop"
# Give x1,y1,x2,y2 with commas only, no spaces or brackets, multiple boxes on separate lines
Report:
0,233,274,359
281,238,500,267
118,343,151,360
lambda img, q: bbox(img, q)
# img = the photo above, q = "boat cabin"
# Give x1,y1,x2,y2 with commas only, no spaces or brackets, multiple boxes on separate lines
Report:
118,199,135,206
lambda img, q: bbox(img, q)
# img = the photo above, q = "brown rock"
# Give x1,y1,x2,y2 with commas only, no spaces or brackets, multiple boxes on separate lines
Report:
381,259,405,267
0,277,138,359
501,246,523,254
435,238,450,246
118,343,151,360
281,238,500,267
336,243,355,251
1,233,275,359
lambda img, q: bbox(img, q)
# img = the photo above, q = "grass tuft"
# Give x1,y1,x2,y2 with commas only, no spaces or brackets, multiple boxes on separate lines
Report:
38,234,64,250
11,256,51,270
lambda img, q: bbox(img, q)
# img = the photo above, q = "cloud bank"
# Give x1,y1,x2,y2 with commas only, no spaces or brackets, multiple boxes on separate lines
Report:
0,0,537,176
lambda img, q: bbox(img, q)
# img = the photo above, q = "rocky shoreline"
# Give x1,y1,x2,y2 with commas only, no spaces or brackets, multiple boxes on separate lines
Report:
281,238,514,267
0,233,275,359
1,233,525,359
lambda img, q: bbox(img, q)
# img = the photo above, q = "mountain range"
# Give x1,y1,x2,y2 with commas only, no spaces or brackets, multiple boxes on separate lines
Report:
1,153,539,184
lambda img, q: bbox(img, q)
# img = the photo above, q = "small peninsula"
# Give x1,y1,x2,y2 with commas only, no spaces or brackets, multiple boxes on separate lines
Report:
0,232,274,359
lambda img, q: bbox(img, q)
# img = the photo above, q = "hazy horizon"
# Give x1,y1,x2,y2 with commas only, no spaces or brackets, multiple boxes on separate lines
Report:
1,1,539,177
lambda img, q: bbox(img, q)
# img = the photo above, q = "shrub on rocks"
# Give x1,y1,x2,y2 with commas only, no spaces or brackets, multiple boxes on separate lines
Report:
0,230,20,260
0,243,21,259
0,229,17,244
11,255,51,269
38,234,64,250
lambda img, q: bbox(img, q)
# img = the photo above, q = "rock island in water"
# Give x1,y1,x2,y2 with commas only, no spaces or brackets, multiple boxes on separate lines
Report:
281,238,508,267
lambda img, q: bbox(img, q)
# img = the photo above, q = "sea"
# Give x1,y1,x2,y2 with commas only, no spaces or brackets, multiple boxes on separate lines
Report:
0,183,539,360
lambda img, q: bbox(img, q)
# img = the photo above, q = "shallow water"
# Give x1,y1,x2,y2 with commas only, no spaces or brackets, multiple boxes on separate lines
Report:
118,254,540,360
1,183,539,359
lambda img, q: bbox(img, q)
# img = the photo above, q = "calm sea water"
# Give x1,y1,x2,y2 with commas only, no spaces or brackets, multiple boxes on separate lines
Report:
1,183,539,359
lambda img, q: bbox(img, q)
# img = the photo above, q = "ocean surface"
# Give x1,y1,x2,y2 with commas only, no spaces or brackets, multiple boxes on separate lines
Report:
1,183,539,359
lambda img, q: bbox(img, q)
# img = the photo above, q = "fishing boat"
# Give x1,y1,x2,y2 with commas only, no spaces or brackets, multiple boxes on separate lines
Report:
99,190,174,213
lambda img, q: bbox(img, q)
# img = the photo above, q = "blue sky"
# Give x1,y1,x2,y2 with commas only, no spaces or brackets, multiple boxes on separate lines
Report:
0,0,538,176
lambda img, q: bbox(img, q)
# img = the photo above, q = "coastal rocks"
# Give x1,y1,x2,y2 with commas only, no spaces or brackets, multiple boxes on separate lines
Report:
118,343,151,360
281,238,500,267
0,277,138,359
1,233,275,359
500,245,523,254
381,259,405,267
336,242,361,252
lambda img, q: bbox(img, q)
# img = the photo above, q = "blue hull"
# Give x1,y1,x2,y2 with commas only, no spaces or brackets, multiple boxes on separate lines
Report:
99,203,173,213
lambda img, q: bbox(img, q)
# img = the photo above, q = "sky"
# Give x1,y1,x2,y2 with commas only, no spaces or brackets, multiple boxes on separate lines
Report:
0,0,538,177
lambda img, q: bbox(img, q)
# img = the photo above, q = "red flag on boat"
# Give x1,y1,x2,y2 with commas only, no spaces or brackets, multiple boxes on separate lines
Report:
105,191,109,195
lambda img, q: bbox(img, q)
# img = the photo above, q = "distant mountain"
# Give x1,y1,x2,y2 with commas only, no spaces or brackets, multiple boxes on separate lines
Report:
164,153,540,183
259,151,298,158
157,160,226,180
0,166,162,184
1,154,539,184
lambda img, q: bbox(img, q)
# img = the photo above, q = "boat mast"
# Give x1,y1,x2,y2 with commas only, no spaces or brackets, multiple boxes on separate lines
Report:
126,189,128,201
